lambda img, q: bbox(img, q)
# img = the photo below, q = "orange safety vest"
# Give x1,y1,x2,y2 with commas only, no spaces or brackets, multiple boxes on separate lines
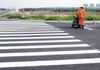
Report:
76,9,85,18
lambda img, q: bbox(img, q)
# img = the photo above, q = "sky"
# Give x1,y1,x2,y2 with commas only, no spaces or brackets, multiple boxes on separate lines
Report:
0,0,100,8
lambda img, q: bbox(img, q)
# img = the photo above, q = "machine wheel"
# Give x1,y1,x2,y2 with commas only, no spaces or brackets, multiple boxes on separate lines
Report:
78,24,80,28
72,24,74,28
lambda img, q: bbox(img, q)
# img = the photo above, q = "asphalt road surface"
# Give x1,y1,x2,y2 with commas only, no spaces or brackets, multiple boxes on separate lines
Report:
0,11,7,15
0,21,100,70
0,11,9,21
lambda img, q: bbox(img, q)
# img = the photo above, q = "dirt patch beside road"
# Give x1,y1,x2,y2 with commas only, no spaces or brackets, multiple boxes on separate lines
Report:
5,11,23,15
22,11,69,17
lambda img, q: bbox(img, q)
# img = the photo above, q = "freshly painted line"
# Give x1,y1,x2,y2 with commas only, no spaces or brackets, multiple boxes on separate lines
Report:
0,44,90,50
84,27,93,30
0,33,69,36
0,36,74,40
0,50,99,57
1,58,100,68
0,31,65,33
0,39,81,44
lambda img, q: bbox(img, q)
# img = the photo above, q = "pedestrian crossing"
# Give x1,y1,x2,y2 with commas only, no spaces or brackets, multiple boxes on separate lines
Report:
0,21,100,69
0,36,74,40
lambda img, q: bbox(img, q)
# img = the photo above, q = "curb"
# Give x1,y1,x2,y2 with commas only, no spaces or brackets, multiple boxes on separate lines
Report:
0,18,100,23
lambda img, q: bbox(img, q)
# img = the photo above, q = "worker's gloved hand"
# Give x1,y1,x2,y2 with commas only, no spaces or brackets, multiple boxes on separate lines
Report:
75,15,77,17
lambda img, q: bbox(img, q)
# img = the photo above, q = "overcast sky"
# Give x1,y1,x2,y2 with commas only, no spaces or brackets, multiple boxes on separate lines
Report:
0,0,100,8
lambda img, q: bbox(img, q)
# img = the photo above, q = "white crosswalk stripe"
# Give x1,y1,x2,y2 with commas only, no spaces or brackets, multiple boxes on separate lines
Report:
0,44,90,50
0,21,99,69
0,31,64,33
0,39,82,44
0,33,69,36
0,58,100,68
0,50,99,57
0,36,74,40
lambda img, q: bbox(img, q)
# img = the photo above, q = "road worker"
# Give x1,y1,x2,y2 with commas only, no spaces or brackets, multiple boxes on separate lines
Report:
76,6,85,28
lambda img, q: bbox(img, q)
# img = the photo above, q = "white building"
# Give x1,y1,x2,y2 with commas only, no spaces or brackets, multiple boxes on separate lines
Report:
15,8,19,12
83,4,88,8
96,4,100,8
89,4,94,8
9,7,19,12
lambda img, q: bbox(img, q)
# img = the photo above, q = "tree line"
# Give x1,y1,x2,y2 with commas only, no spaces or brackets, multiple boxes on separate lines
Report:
19,8,100,12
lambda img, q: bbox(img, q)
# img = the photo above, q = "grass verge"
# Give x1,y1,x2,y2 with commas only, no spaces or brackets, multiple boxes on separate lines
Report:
1,13,100,21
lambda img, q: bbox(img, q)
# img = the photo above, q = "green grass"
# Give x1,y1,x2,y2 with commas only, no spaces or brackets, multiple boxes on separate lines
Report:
8,14,23,19
62,16,73,21
1,13,100,21
1,14,11,18
46,16,61,20
1,13,23,19
22,15,47,20
1,14,47,20
31,15,47,20
84,16,100,21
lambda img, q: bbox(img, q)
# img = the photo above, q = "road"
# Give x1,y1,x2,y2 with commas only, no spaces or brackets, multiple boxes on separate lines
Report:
46,22,100,51
0,21,100,70
0,11,9,21
0,11,7,15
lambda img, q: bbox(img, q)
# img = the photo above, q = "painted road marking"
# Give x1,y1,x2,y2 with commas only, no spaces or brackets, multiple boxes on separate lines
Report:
0,33,69,36
0,44,90,50
0,36,74,40
84,27,93,30
0,39,81,44
0,31,65,33
0,58,100,68
0,50,99,57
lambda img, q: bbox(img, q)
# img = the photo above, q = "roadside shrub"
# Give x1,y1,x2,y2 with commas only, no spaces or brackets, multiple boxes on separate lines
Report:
7,14,23,19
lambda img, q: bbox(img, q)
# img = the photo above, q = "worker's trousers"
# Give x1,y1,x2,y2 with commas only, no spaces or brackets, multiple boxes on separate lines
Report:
79,17,84,27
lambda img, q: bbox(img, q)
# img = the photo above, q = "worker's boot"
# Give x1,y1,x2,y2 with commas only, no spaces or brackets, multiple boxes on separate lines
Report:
80,25,84,29
82,25,84,28
80,25,82,28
